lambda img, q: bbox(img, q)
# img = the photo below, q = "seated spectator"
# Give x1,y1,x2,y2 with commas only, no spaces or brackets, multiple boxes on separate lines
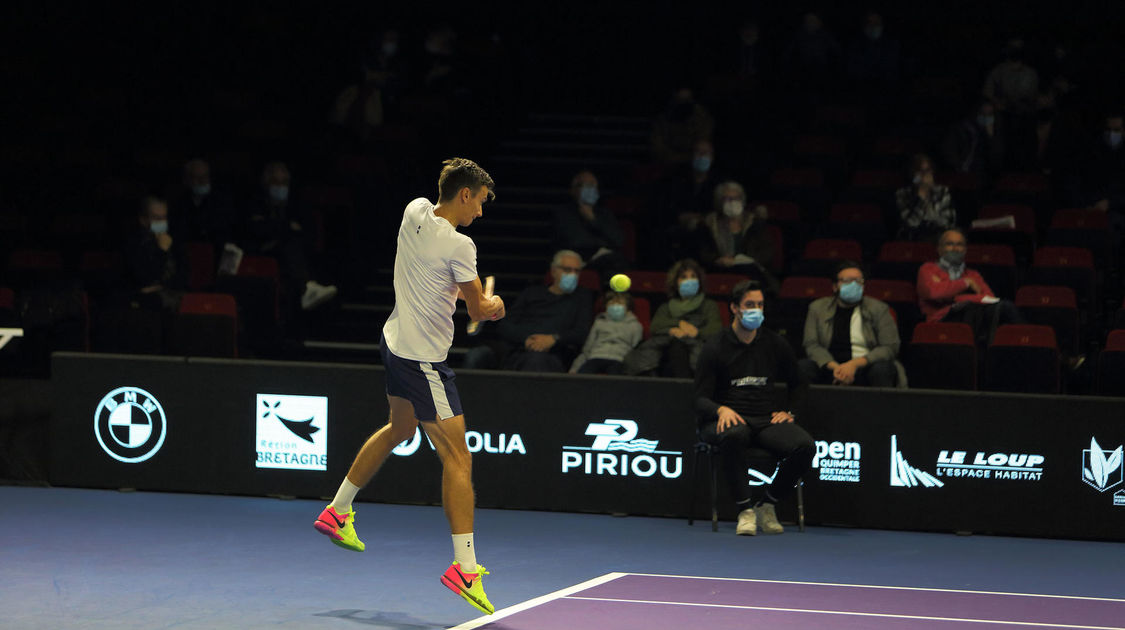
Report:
624,259,721,377
653,139,724,262
693,181,778,291
783,12,841,93
895,154,957,242
551,170,627,282
845,11,900,87
940,101,1006,179
330,28,404,144
244,162,337,310
694,279,814,535
983,38,1039,116
1082,112,1125,239
125,196,188,312
467,250,594,372
917,229,1023,346
650,87,714,165
569,291,643,375
168,158,236,255
798,261,902,388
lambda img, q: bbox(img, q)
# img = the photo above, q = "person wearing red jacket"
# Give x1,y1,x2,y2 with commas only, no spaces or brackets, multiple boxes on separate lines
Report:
917,229,1023,344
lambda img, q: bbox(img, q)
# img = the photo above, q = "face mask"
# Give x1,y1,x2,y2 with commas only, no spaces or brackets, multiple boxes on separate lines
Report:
678,277,700,298
558,272,578,293
722,200,744,218
269,185,289,203
976,115,994,128
382,41,398,57
740,308,764,330
838,281,863,304
941,251,965,266
191,183,211,197
579,185,599,206
150,220,169,235
692,155,712,173
1106,131,1123,149
606,303,626,321
912,174,922,185
865,26,883,40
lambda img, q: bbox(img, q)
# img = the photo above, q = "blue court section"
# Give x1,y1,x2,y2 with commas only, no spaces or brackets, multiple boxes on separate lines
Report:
1,486,1123,629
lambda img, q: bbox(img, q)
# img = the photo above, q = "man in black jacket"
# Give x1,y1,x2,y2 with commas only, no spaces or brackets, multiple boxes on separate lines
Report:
694,279,814,535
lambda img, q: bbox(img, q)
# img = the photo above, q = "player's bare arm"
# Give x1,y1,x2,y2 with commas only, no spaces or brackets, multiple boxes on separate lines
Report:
457,278,505,321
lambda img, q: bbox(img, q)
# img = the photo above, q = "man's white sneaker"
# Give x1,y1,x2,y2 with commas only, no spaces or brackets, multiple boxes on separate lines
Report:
736,508,757,535
302,281,338,310
755,503,784,534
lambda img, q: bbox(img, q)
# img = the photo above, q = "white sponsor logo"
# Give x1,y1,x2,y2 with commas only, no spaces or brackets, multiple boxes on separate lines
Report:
812,440,861,483
1081,437,1123,492
392,428,525,457
889,435,944,488
94,386,167,463
255,394,328,471
1115,490,1125,507
935,450,1044,481
561,419,683,478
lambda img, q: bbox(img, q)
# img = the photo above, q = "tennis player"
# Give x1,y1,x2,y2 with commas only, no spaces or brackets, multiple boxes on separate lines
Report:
314,158,504,615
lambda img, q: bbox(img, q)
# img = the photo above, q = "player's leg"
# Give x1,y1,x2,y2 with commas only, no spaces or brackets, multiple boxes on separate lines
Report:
422,414,474,535
750,422,815,534
345,395,419,489
313,393,418,552
424,414,494,615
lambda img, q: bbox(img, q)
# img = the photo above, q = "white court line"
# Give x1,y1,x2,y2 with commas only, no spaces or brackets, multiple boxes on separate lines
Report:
446,572,627,630
562,596,1125,630
624,572,1125,603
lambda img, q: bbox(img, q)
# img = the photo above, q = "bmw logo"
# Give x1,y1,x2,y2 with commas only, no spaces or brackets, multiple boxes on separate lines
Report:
94,386,167,463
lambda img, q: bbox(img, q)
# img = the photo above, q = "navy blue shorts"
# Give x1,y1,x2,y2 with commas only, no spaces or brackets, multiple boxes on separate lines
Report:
381,339,463,421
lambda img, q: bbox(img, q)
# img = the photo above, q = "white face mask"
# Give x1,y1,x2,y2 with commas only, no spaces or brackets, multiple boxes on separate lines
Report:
722,200,744,218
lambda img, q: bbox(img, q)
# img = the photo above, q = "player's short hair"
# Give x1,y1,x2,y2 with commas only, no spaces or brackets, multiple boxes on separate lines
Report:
666,258,706,298
730,279,763,306
438,158,495,203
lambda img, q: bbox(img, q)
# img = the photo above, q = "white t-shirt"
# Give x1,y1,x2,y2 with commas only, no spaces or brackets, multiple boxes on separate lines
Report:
382,198,478,362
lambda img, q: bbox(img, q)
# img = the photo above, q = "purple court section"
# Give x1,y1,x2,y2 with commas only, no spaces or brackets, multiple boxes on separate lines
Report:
471,574,1125,630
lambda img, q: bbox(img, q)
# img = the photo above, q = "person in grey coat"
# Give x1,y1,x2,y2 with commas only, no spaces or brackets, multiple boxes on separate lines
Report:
570,292,644,374
797,261,904,387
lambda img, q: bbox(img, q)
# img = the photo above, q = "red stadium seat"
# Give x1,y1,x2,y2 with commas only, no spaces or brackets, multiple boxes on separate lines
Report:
1015,285,1080,356
907,322,977,390
1097,330,1125,396
172,293,238,358
1027,246,1096,314
985,324,1060,393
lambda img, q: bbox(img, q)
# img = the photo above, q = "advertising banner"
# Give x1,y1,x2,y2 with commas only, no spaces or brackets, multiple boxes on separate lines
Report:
50,353,1125,540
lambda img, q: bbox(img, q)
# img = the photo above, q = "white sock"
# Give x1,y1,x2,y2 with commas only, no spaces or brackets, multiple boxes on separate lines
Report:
452,533,478,574
330,477,361,513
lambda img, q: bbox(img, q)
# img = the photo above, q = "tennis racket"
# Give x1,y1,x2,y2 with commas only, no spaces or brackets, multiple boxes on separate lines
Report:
466,275,495,336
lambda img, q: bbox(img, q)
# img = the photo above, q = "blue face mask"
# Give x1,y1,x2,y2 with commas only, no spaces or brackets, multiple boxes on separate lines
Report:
739,308,764,330
976,115,994,128
679,277,700,298
150,220,169,235
558,272,578,293
606,303,626,321
192,183,211,197
692,155,712,173
579,185,599,206
269,185,289,203
838,281,863,304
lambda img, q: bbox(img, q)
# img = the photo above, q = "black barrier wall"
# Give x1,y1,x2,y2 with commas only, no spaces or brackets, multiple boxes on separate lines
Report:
51,353,1125,541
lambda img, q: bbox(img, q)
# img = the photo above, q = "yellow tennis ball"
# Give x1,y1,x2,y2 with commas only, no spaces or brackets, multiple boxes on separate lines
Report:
610,274,631,292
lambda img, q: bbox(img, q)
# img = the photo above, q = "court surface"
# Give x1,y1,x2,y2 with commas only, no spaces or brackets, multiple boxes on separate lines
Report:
452,572,1125,630
1,486,1122,629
